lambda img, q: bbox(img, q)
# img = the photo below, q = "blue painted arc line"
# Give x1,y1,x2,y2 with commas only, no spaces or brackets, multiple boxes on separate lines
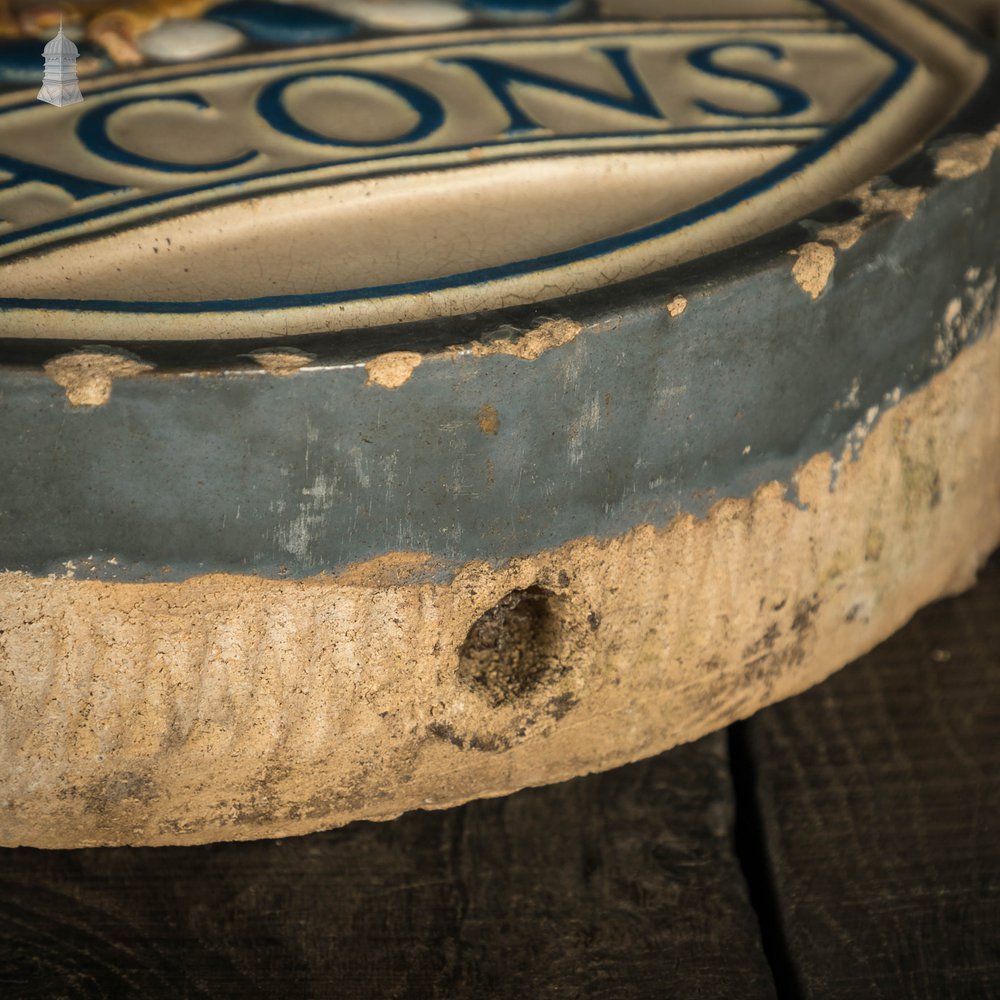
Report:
0,133,828,316
0,124,830,257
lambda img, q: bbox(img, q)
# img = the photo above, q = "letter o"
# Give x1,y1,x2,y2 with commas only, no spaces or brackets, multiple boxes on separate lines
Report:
257,70,445,148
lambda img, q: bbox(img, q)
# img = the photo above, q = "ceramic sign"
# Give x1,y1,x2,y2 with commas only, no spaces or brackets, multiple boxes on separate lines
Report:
0,1,998,849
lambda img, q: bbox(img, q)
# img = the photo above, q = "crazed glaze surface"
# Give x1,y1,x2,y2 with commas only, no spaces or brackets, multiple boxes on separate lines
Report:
0,0,989,337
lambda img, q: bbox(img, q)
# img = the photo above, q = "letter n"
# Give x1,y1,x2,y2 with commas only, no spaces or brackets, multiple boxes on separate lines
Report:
441,47,665,135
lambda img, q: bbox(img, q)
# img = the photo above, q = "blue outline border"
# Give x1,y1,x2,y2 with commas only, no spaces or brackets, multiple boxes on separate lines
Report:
0,1,913,317
0,124,830,255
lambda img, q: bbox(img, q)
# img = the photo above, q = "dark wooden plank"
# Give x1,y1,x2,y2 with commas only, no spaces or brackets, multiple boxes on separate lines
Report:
746,549,1000,1000
0,733,774,999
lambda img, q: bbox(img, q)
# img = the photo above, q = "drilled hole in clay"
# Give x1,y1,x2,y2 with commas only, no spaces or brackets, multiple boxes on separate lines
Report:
458,586,563,706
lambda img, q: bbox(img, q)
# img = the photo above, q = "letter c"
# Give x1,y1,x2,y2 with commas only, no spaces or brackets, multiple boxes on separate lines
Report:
76,93,258,173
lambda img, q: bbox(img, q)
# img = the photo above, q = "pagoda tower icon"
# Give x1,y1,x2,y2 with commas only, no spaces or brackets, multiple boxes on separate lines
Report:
37,20,83,107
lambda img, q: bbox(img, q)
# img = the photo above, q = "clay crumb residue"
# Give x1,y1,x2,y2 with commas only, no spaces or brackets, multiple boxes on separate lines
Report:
932,126,1000,181
478,403,500,435
44,349,154,407
856,182,924,221
365,351,422,389
665,294,688,318
471,318,583,361
790,242,836,300
248,349,315,376
817,221,863,251
816,180,927,253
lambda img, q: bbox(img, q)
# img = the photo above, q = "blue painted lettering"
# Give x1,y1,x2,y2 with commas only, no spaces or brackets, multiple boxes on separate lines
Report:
687,43,810,119
77,94,259,173
441,47,665,135
257,70,445,147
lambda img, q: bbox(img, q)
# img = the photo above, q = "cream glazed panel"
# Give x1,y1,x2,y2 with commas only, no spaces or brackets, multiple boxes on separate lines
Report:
0,0,988,339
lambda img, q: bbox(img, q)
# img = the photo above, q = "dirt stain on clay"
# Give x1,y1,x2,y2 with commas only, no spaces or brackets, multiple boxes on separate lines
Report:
74,771,157,819
478,403,500,435
426,721,510,753
739,594,822,691
44,349,154,407
471,318,584,361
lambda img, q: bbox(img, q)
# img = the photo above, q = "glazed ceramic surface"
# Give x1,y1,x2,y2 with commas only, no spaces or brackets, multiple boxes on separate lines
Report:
0,0,987,337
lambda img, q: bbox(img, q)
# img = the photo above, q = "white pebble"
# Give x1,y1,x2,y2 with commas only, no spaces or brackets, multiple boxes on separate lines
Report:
137,19,246,64
313,0,473,32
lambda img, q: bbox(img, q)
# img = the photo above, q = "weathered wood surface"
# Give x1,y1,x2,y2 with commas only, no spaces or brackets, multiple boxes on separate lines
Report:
1,549,997,999
746,549,1000,999
0,734,773,999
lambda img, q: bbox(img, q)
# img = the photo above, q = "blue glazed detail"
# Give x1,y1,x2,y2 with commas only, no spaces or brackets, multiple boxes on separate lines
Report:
688,43,812,119
76,93,260,173
0,39,108,85
257,69,446,147
0,129,824,278
207,1,359,45
0,151,128,199
442,46,665,135
0,28,837,251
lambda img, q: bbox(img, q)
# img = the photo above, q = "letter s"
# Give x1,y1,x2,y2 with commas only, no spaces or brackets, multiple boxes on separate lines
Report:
688,43,810,119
